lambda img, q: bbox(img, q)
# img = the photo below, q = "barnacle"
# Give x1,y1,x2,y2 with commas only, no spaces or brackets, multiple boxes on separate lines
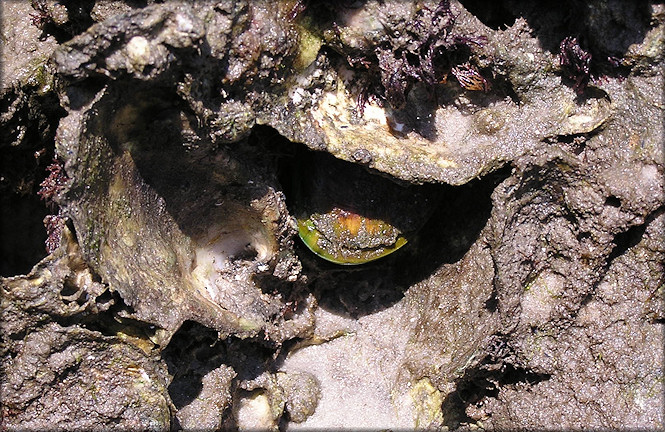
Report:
451,62,491,92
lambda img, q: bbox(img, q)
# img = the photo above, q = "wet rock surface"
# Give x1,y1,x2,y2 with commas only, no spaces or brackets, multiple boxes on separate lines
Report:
1,0,663,430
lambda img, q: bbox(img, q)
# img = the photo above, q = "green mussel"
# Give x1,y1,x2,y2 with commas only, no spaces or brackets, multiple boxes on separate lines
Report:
291,152,437,265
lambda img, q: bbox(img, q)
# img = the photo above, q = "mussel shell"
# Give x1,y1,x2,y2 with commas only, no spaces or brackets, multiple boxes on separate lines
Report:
292,152,436,265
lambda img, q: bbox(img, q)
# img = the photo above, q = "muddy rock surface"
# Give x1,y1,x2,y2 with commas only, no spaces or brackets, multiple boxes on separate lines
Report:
1,0,663,430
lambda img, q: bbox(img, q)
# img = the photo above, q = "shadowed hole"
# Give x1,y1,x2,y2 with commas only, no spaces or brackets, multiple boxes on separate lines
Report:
458,0,517,30
0,186,49,277
605,195,622,208
441,361,551,429
275,133,511,318
163,321,224,410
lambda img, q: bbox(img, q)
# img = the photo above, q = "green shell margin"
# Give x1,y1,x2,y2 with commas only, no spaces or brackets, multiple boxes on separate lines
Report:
297,218,408,265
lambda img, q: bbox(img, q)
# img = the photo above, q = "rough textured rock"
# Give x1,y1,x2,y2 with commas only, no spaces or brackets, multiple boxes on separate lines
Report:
1,227,172,430
1,0,663,430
